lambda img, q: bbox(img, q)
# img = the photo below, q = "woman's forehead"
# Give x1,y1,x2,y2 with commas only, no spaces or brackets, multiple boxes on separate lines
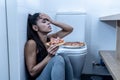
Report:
37,16,44,22
38,14,48,21
37,15,42,20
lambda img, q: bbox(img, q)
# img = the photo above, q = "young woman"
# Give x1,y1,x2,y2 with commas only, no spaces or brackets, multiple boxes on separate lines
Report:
24,13,73,80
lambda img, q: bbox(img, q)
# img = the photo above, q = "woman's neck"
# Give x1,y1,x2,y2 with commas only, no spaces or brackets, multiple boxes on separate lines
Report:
37,32,48,44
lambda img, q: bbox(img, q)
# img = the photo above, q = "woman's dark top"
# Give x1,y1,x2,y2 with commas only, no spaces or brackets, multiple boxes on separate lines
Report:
26,37,50,80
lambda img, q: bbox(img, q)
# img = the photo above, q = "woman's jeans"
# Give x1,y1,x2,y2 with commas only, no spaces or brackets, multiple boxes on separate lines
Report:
36,54,73,80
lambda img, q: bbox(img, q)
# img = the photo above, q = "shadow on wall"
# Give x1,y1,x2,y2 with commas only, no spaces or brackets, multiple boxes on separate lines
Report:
100,21,116,28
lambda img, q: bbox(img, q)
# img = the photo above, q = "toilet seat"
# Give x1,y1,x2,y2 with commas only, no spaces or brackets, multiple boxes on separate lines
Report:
57,44,87,54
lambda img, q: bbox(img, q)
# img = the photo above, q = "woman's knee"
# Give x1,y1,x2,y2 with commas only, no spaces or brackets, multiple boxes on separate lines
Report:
54,55,65,65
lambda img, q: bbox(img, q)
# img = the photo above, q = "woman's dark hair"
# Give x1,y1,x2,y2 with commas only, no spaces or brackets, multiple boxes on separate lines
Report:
27,13,48,62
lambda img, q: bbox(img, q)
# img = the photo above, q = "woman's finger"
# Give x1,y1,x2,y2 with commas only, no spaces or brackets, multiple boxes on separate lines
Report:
48,47,58,54
47,45,58,52
40,13,52,21
49,47,59,55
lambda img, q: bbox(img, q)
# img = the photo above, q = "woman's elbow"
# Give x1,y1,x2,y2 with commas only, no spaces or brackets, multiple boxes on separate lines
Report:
69,26,73,32
29,70,37,77
71,27,73,32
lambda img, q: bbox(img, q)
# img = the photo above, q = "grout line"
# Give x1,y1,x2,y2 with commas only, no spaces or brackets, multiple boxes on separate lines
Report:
5,0,10,80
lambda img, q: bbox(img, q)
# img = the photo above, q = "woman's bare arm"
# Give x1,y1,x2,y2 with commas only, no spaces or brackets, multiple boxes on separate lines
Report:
48,20,73,38
24,40,52,77
40,13,73,38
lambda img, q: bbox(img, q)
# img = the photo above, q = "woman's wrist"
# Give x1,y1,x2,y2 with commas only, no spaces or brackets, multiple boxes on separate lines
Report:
50,19,55,24
50,20,60,26
47,53,54,58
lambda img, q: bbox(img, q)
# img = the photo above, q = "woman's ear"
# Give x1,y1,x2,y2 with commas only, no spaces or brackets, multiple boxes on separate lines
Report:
32,25,38,31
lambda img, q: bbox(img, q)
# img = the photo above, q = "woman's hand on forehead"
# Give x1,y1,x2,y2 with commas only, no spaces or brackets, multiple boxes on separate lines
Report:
40,13,52,22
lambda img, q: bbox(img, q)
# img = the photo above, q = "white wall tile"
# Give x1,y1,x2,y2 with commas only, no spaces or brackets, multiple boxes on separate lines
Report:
0,0,9,80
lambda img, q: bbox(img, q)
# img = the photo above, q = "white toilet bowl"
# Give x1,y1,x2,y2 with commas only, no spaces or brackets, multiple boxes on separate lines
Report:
57,44,87,80
54,11,87,80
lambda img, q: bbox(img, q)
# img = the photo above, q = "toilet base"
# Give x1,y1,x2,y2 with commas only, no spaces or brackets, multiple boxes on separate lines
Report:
59,53,87,80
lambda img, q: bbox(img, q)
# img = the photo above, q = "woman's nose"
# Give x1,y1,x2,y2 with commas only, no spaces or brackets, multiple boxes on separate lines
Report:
47,21,51,24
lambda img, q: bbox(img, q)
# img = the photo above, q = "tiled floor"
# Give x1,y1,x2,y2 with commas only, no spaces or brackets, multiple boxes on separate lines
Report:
81,65,113,80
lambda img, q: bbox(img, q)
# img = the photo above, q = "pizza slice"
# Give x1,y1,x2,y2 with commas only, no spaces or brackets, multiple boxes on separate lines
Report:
46,37,65,46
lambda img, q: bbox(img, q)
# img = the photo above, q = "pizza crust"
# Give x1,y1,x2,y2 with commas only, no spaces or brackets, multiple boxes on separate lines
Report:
63,42,85,47
46,37,65,46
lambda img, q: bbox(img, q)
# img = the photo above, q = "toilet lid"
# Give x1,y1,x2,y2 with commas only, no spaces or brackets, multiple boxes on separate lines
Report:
57,44,87,54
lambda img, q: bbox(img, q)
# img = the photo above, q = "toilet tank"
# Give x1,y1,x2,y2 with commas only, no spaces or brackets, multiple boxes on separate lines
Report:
53,11,86,42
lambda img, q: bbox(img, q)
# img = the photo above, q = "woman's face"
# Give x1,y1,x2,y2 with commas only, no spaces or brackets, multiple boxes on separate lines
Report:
36,15,52,33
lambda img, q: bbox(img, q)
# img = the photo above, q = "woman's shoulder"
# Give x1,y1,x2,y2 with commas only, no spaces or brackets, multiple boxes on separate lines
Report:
25,39,37,48
24,40,37,55
24,40,38,60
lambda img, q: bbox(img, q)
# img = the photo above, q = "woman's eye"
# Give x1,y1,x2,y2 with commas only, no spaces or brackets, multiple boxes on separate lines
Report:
42,20,46,23
42,19,49,23
45,19,49,21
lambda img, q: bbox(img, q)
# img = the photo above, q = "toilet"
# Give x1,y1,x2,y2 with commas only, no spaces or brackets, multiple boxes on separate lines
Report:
53,11,87,80
57,44,87,80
